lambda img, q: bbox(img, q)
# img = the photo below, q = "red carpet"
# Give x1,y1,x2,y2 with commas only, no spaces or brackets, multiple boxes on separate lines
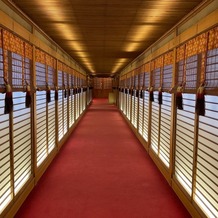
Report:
15,98,191,218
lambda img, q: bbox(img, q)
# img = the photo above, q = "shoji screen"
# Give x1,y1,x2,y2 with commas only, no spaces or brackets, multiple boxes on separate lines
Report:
159,89,171,167
120,76,125,111
195,96,218,218
0,29,33,212
77,76,81,115
58,64,64,141
0,31,12,212
82,77,86,111
13,91,32,194
80,77,83,115
138,70,144,136
9,33,33,195
159,52,173,168
74,75,78,119
0,94,11,213
47,56,56,153
12,51,32,194
69,74,74,127
81,87,84,113
35,50,47,166
79,77,83,114
63,71,68,135
194,30,218,218
175,93,195,195
174,41,198,195
119,76,124,111
150,53,173,167
77,77,80,119
0,100,11,212
81,75,86,112
122,77,126,115
143,64,150,142
75,75,79,119
126,75,131,120
72,73,75,122
134,73,138,129
150,59,162,154
131,74,135,126
82,88,85,112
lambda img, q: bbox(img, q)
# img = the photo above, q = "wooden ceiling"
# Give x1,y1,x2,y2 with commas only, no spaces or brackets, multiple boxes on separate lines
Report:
12,0,204,77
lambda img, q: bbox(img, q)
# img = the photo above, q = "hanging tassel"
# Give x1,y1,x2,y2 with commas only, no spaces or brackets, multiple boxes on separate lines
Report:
136,89,138,98
149,86,154,102
55,86,58,101
176,83,183,110
158,87,162,105
68,86,71,96
140,89,143,99
4,78,13,114
64,85,67,98
46,83,51,103
196,83,205,116
131,88,134,96
25,81,31,108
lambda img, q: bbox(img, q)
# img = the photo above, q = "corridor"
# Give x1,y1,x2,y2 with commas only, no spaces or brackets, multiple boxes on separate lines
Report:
15,99,190,218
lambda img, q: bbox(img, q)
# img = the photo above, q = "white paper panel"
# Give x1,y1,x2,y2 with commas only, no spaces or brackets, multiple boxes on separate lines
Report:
159,92,171,167
175,94,195,196
12,67,32,194
48,91,56,153
0,94,12,213
194,95,218,218
36,91,47,166
151,91,159,154
143,92,149,141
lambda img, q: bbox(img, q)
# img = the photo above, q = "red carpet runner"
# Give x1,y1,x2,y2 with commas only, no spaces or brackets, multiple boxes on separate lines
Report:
15,98,191,218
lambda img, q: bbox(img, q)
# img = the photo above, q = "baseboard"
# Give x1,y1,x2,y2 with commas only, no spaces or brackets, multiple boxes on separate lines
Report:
4,180,35,218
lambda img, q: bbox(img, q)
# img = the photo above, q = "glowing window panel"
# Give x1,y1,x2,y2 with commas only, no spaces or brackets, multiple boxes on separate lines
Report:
0,94,12,213
134,92,138,128
131,92,135,126
58,71,64,141
159,92,171,167
150,91,159,154
13,92,32,194
48,90,55,153
63,91,68,135
194,95,218,218
175,94,195,196
138,96,143,136
123,91,126,115
143,91,149,142
36,91,47,166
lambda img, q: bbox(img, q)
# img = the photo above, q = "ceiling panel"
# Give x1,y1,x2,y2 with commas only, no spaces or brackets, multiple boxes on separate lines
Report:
11,0,204,76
